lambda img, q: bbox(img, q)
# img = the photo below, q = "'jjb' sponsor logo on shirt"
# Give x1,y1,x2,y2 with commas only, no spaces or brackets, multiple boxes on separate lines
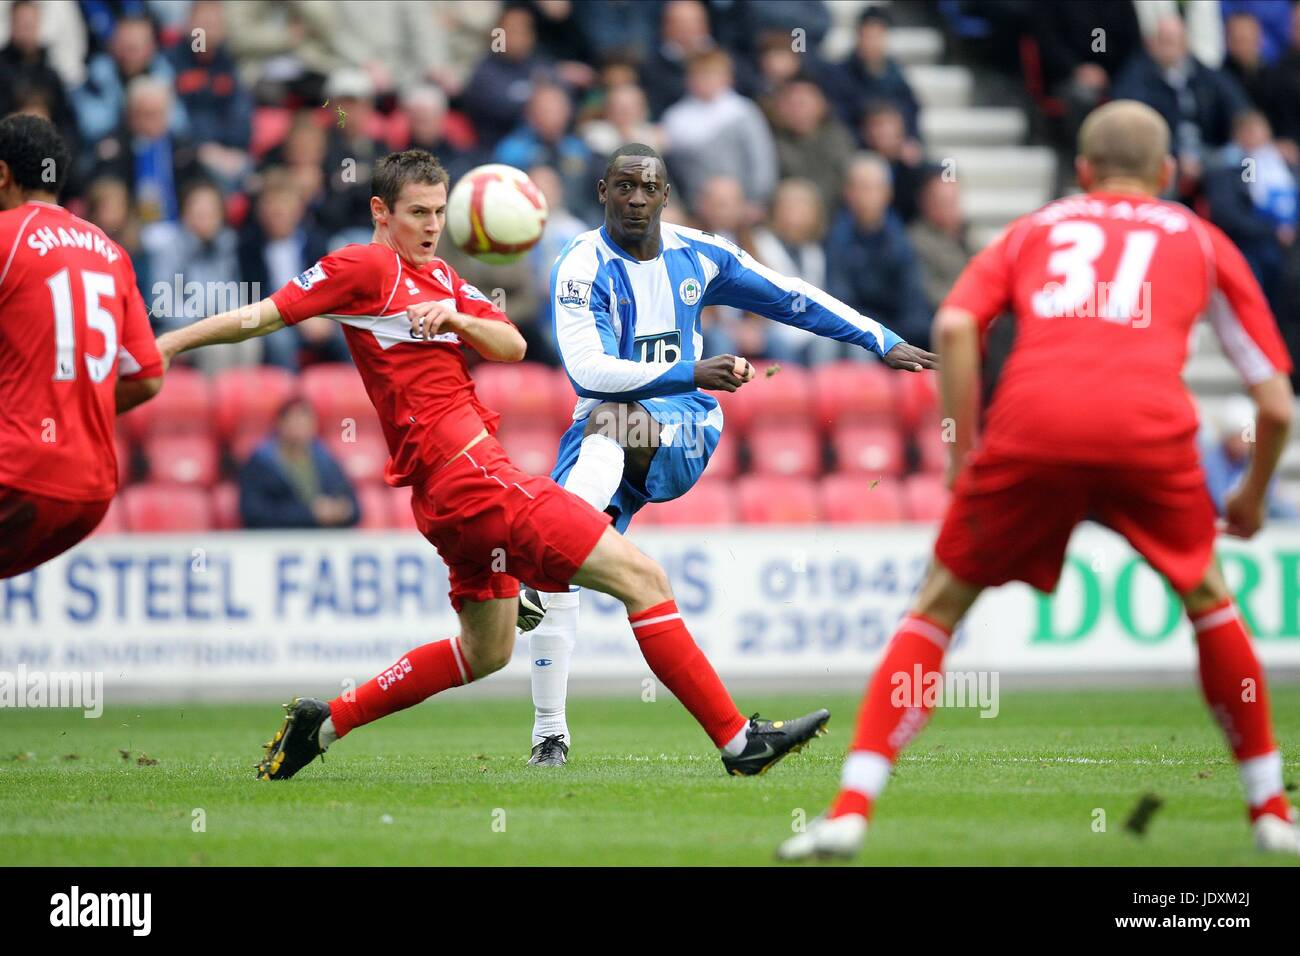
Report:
293,262,327,290
635,330,681,363
558,278,591,308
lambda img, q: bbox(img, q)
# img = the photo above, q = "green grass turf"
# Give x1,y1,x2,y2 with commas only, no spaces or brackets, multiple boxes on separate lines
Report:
2,685,1299,866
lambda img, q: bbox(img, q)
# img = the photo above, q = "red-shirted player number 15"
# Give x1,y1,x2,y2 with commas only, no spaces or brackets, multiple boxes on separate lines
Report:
1031,221,1158,324
47,267,117,383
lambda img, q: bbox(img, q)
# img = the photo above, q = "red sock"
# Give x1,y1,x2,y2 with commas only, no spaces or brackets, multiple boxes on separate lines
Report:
830,613,952,819
630,600,747,748
1192,600,1292,820
328,637,473,738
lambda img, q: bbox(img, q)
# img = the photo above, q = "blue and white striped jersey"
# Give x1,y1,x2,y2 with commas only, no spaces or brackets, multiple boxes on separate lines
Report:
549,222,905,420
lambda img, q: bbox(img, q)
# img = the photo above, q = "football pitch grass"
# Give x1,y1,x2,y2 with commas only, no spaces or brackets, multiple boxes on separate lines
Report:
3,685,1299,866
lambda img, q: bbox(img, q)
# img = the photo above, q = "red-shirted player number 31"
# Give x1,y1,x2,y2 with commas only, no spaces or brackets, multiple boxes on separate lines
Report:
1032,221,1158,323
47,267,117,383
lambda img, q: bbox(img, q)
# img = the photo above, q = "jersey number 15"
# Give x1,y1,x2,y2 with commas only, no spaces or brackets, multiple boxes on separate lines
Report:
47,267,118,383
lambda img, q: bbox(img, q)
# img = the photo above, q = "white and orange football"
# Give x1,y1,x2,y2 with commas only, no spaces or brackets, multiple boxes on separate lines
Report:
446,164,549,265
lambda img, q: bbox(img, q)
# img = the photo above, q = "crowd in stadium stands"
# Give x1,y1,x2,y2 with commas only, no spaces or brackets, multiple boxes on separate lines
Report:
2,0,1297,530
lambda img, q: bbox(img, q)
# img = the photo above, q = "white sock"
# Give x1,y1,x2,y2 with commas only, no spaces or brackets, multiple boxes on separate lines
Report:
318,716,337,751
1240,750,1284,807
721,722,749,757
841,751,892,799
530,589,580,747
564,433,625,513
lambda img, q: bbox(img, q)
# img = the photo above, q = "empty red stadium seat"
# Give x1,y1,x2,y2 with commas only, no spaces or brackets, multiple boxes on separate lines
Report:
126,366,211,440
116,434,132,486
212,366,296,443
705,432,738,479
746,423,822,478
831,424,906,476
388,485,421,530
640,478,737,526
811,361,895,430
552,368,579,430
914,424,950,474
736,475,820,523
299,363,382,436
91,496,126,536
144,433,219,487
324,430,390,485
722,363,813,436
356,484,392,530
472,362,567,430
820,473,905,523
121,484,213,531
903,473,951,522
895,371,939,429
496,426,562,476
211,481,241,530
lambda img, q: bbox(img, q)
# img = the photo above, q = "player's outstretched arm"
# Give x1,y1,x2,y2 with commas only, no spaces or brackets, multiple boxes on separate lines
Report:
156,298,286,368
406,300,525,362
1222,373,1294,538
934,306,981,488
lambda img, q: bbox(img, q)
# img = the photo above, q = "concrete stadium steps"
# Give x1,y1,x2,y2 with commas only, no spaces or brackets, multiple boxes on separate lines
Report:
903,64,972,110
938,146,1056,191
1183,352,1242,394
920,107,1027,148
959,187,1053,230
889,25,945,65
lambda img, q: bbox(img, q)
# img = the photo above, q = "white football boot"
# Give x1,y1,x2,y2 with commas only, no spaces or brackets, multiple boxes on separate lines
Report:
1253,814,1300,855
776,814,868,861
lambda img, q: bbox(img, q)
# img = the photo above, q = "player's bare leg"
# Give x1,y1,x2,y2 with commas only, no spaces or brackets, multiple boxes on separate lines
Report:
522,401,660,765
256,598,516,780
1179,560,1299,853
778,560,983,860
572,526,829,774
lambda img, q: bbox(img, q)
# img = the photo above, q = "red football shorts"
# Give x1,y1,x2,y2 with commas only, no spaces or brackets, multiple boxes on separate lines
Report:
0,485,111,579
410,435,612,612
934,449,1217,595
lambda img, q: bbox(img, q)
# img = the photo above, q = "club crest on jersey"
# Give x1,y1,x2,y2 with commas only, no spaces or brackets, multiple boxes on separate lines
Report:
404,277,421,297
433,268,450,287
293,262,327,290
557,278,591,308
678,277,702,306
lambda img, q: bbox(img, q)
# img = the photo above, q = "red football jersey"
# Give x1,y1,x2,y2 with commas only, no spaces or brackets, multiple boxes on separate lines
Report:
943,190,1292,468
269,242,515,484
0,200,162,502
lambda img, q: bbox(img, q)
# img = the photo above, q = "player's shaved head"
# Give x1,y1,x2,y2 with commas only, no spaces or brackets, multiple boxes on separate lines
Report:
604,143,666,182
1077,100,1170,186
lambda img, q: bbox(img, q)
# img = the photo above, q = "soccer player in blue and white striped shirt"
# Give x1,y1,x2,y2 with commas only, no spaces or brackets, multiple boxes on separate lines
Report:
520,143,937,766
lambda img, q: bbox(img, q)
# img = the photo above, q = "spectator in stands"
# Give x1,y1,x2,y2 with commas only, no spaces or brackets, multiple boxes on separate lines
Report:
238,170,348,372
824,6,920,140
751,177,827,363
528,162,589,362
91,76,200,224
258,110,328,220
661,48,777,212
1222,0,1294,66
1133,0,1226,69
642,0,724,118
713,1,830,81
1268,4,1300,165
329,1,467,100
1112,15,1250,199
1200,395,1298,519
908,171,974,313
1204,109,1297,312
85,175,150,300
751,27,840,106
768,76,855,214
494,81,603,224
1029,2,1142,149
458,4,553,150
860,100,932,224
0,1,75,143
73,13,187,144
0,0,87,89
400,84,476,182
318,68,387,242
570,0,660,65
224,0,341,105
166,0,251,190
143,179,250,372
578,82,665,158
826,152,930,350
239,398,360,531
526,0,599,92
1223,9,1277,119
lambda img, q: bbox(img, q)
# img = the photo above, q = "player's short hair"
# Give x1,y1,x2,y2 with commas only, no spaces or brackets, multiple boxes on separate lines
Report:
604,143,666,182
371,149,450,212
1077,100,1170,184
0,113,69,196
